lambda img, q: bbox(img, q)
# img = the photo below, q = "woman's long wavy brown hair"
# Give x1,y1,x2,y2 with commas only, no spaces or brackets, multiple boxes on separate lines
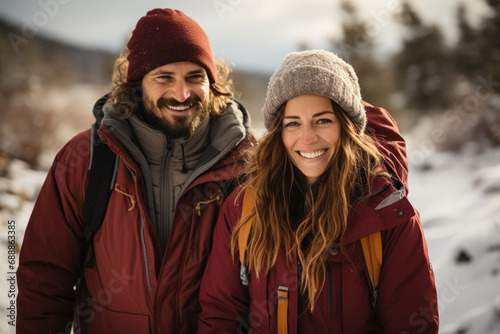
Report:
231,100,384,311
108,47,234,118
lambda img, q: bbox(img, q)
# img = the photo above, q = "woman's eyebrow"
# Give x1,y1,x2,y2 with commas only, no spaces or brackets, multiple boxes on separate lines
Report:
284,111,334,119
313,111,335,117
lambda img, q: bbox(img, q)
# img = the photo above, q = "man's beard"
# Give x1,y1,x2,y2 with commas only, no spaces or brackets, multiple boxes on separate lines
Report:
140,93,210,138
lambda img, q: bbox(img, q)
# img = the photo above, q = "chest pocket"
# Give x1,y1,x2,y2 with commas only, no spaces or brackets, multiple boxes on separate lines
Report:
188,187,224,263
328,241,377,329
318,243,363,324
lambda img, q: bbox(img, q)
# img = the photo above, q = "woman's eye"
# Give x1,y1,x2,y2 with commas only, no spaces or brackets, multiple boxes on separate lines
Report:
284,121,299,127
317,118,332,124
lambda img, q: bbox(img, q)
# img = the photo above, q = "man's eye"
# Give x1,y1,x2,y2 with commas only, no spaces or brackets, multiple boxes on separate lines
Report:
188,74,205,81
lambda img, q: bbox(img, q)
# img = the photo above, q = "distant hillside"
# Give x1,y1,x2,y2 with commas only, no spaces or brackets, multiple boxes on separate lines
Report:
0,18,117,90
233,70,270,129
0,17,116,167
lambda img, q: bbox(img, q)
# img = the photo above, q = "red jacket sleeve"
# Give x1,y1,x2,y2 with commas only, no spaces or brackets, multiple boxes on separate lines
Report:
17,131,90,334
377,212,439,333
198,189,251,333
364,101,409,194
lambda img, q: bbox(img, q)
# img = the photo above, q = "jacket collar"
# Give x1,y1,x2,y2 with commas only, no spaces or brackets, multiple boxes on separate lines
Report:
128,112,211,171
343,177,415,244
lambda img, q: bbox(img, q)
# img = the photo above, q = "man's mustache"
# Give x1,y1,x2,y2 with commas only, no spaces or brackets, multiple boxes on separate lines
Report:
157,96,202,109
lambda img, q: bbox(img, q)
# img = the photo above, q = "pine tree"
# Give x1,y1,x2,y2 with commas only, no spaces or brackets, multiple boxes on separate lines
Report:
441,0,500,150
480,0,500,75
454,3,482,79
393,0,452,112
332,0,397,116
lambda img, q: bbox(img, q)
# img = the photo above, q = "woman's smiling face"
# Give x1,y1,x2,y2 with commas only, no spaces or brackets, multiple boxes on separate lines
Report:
281,94,341,186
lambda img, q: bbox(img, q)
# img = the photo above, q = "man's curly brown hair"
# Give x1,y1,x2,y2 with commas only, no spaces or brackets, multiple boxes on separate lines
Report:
108,48,234,118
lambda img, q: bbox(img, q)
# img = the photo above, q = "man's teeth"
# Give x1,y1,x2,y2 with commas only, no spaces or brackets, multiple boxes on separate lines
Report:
167,105,192,111
299,150,326,159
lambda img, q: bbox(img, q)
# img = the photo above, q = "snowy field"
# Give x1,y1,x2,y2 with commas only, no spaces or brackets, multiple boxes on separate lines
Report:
408,144,500,334
1,142,499,333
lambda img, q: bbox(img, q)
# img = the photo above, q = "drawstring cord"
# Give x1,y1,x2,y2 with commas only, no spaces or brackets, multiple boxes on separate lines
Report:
181,143,188,174
114,183,136,211
195,189,224,216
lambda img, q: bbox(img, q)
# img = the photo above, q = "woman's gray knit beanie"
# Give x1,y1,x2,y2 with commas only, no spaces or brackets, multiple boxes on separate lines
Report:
262,49,366,133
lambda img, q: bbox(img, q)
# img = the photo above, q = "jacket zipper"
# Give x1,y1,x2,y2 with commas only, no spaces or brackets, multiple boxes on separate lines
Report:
140,211,154,293
82,297,93,334
124,160,153,293
160,138,173,252
326,261,333,319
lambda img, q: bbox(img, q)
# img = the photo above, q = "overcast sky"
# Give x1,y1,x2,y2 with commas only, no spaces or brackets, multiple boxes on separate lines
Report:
0,0,491,73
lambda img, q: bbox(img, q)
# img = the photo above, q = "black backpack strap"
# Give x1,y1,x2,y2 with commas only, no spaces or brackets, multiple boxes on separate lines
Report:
82,122,118,268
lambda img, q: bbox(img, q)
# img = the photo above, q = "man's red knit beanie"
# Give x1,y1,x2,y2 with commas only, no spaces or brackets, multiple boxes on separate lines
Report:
126,9,216,83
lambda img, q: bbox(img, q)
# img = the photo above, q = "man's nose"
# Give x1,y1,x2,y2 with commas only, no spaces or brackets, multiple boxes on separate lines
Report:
170,80,191,103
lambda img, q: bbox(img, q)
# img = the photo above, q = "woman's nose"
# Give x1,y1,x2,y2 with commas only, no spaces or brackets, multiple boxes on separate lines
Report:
301,124,318,145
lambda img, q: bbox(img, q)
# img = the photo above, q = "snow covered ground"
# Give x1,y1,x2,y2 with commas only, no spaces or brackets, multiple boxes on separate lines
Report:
408,144,500,333
0,159,47,333
1,141,499,333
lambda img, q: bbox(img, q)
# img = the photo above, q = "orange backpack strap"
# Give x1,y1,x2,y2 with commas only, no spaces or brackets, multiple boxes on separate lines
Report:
238,189,254,265
239,190,289,333
277,286,289,334
360,231,383,309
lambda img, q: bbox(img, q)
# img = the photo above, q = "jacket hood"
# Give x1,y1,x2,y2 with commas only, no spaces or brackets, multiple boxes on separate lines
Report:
362,101,408,194
92,94,109,125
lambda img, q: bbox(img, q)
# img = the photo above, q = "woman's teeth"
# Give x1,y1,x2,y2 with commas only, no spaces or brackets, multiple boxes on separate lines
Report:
299,150,326,159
